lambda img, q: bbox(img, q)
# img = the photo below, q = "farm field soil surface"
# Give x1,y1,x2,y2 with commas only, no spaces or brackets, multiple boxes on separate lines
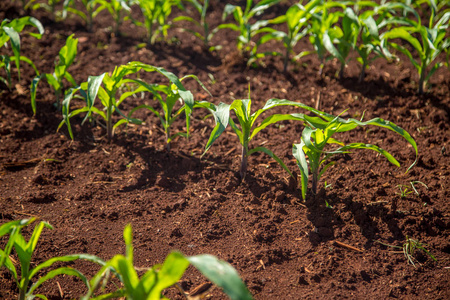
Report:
1,1,449,299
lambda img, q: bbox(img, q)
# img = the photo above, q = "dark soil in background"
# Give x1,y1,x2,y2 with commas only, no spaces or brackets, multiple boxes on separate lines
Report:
1,1,449,299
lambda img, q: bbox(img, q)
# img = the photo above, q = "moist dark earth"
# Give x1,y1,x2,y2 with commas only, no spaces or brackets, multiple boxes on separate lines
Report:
1,1,449,299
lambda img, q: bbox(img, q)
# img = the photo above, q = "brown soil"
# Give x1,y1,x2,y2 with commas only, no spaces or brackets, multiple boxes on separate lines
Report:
1,1,449,299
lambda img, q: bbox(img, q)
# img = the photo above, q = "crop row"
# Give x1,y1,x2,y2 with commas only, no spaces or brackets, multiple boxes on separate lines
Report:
1,1,421,200
2,0,450,95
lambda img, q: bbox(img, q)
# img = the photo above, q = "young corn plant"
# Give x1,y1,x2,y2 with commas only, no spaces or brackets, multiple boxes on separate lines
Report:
173,0,218,50
30,34,78,114
308,1,343,76
128,72,210,151
199,95,329,181
256,0,320,72
355,12,386,82
292,112,418,201
59,61,200,143
133,0,183,45
381,7,450,94
325,6,362,79
354,1,422,81
218,0,280,62
0,17,44,89
63,0,105,32
81,224,253,300
96,0,131,36
58,64,137,141
0,218,102,300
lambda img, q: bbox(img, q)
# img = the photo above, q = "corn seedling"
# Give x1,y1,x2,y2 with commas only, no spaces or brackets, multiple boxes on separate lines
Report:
320,4,362,79
218,0,280,61
292,111,418,201
396,184,413,197
132,0,183,45
199,94,331,181
63,0,105,32
127,64,210,151
173,0,218,50
354,3,389,82
376,236,437,267
81,224,253,300
30,34,78,114
308,1,343,76
256,0,320,72
395,180,428,197
59,61,202,144
0,218,103,300
381,4,450,94
0,17,43,89
96,0,131,35
355,1,426,82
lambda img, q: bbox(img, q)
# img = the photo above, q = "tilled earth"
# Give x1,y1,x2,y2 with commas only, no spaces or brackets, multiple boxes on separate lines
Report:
0,1,449,299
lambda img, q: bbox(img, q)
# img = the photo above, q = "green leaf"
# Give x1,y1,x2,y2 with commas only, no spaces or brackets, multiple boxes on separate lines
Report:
28,221,53,254
123,224,133,260
250,113,306,140
27,267,90,297
0,249,18,283
0,219,34,237
323,30,344,63
59,34,78,68
148,252,190,299
188,254,253,300
293,142,309,201
248,146,293,178
202,102,231,155
383,27,423,55
30,76,41,115
84,73,106,122
333,143,400,167
30,254,106,279
3,26,21,79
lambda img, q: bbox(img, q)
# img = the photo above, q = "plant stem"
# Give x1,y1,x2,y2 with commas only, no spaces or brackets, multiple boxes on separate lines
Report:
240,144,248,181
418,68,425,95
318,58,324,77
358,62,366,83
283,46,290,72
338,62,345,80
55,88,61,110
166,127,171,152
106,100,113,140
87,11,93,32
312,170,318,198
19,278,28,300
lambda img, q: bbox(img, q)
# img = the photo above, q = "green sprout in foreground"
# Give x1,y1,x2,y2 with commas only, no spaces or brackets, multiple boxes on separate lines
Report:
0,218,101,300
1,219,253,300
81,224,253,300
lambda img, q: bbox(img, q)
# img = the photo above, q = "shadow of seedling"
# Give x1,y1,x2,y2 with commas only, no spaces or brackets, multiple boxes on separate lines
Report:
304,189,340,246
117,145,198,193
